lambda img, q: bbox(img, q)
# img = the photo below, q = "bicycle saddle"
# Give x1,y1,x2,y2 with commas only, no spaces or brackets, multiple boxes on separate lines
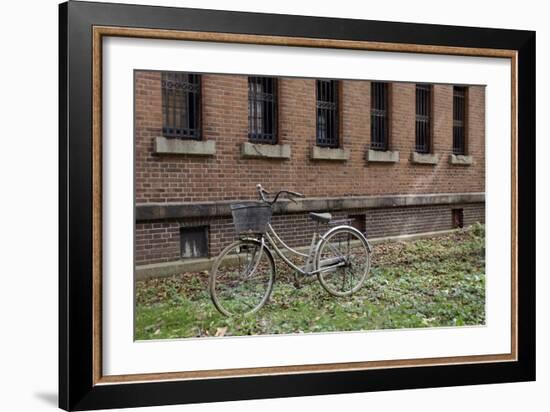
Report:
309,212,332,224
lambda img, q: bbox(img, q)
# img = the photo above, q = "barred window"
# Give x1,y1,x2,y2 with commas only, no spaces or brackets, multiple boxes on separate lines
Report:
415,84,432,154
161,72,201,140
316,80,339,148
371,82,389,151
248,77,278,144
453,86,467,155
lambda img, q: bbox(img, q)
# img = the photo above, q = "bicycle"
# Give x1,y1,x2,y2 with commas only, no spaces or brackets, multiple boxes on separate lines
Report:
209,184,373,316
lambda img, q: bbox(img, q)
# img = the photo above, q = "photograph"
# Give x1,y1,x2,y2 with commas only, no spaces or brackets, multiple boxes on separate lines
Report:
134,71,486,340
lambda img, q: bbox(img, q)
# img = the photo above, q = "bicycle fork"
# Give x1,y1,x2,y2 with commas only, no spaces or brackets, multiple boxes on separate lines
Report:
241,238,265,279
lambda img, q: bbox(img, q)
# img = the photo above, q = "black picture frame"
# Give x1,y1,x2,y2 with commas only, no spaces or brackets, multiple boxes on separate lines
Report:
59,1,536,410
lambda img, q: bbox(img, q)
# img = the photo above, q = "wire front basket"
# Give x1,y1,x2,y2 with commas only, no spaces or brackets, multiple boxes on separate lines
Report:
230,202,273,235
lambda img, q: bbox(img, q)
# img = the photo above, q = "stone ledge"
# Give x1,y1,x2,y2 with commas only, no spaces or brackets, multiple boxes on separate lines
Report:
310,146,350,161
136,192,485,221
154,136,216,156
367,149,400,163
411,152,440,165
449,154,474,165
241,142,291,159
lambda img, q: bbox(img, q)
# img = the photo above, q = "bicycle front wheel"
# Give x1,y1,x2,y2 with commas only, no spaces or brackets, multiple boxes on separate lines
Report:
209,239,275,316
315,227,371,297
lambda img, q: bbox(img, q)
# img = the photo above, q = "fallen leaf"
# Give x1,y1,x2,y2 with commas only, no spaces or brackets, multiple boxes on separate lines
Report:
215,326,228,337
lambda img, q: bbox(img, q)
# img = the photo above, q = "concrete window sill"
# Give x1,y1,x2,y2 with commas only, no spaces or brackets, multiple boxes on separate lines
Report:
154,136,216,156
411,152,440,165
449,154,473,166
241,142,291,159
367,149,400,163
310,146,350,161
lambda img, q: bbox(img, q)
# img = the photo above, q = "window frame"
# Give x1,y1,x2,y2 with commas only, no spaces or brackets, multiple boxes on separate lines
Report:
370,82,390,151
453,86,468,155
415,84,433,154
248,76,278,144
315,79,340,148
161,71,202,140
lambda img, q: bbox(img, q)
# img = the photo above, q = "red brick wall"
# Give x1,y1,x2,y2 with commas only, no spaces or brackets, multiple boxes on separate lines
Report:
134,72,485,267
135,72,485,203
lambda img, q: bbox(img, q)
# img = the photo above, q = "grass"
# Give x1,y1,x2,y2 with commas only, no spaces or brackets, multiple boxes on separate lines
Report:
135,223,485,340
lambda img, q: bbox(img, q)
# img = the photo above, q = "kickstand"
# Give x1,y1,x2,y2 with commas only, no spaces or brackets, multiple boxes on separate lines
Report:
293,272,302,289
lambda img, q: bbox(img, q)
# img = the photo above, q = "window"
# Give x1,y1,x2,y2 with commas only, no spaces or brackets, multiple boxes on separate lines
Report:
180,226,209,258
316,80,339,147
371,82,390,151
161,72,201,140
415,84,432,153
248,77,278,144
453,86,467,155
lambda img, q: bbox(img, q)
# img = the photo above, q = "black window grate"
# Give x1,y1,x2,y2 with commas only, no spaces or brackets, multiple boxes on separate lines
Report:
316,80,339,148
161,72,201,140
371,82,389,151
453,86,467,155
415,84,431,154
248,77,278,144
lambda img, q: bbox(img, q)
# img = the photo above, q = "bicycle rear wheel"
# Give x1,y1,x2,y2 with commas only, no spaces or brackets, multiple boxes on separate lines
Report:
315,227,371,297
209,239,275,316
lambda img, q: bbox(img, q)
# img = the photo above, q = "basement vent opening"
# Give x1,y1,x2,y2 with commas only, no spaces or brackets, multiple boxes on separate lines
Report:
348,214,367,234
180,226,209,259
452,209,464,229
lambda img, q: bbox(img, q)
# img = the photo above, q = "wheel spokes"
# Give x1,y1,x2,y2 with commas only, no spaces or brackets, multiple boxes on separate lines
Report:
211,240,274,316
317,229,370,296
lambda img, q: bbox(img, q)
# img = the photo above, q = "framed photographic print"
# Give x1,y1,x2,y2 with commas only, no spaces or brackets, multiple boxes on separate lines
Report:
59,1,536,410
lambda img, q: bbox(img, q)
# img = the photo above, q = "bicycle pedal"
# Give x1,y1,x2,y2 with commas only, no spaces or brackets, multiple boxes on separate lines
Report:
293,281,302,289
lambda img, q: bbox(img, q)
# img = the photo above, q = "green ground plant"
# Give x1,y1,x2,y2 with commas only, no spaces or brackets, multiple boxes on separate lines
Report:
135,225,485,339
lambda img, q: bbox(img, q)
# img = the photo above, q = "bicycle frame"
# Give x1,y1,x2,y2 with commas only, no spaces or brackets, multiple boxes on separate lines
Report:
261,223,360,277
248,183,372,277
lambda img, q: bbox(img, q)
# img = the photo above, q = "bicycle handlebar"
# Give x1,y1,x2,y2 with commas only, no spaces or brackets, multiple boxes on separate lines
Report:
256,184,305,205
